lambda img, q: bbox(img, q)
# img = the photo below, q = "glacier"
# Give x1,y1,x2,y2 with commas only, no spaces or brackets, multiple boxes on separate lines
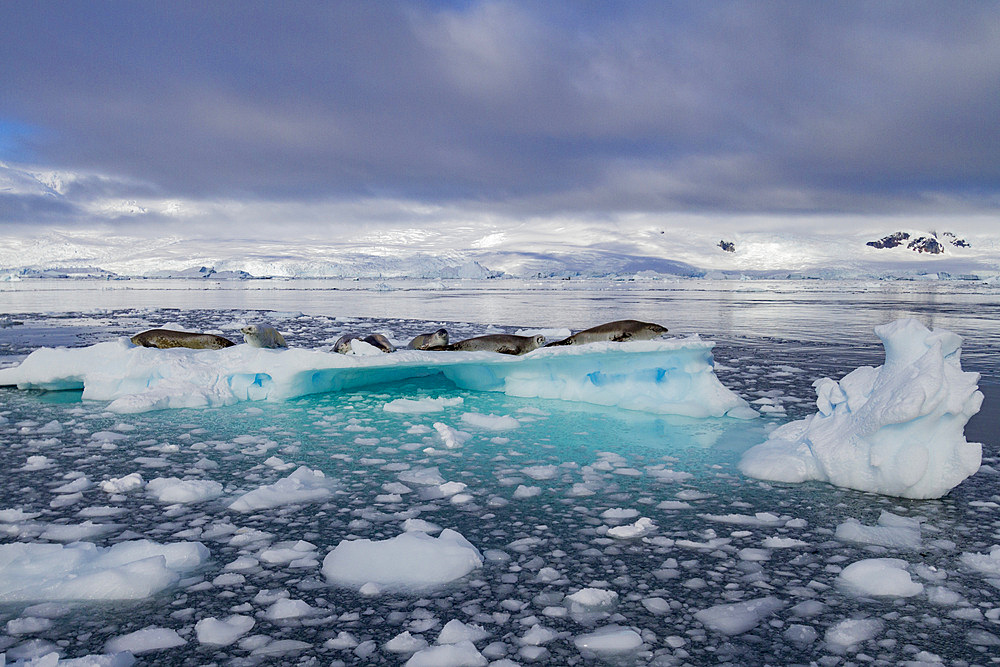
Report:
739,318,983,499
0,337,757,418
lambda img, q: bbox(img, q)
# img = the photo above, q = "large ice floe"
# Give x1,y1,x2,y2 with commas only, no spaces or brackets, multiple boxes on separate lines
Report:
0,336,756,418
740,318,983,499
0,540,209,602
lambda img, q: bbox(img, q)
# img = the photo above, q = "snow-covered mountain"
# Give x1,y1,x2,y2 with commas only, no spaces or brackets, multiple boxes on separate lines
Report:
0,224,997,281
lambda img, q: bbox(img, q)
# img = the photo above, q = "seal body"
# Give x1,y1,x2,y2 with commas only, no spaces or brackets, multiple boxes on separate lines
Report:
241,324,287,348
363,334,395,353
545,320,668,347
131,329,235,350
436,334,544,355
334,333,395,354
408,328,449,350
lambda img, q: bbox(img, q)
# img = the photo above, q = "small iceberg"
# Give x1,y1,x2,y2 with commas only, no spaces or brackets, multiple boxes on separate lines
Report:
740,319,982,499
0,337,756,418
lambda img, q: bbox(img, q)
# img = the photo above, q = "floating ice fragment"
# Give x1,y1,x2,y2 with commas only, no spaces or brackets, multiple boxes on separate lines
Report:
607,517,655,539
263,598,314,620
398,467,446,486
384,630,429,654
600,508,640,521
433,422,471,449
960,546,1000,576
741,319,983,499
565,588,618,613
837,558,924,597
384,396,464,413
99,472,145,493
0,540,208,602
228,466,334,512
573,626,643,654
323,529,483,593
404,639,487,667
195,615,254,646
824,618,883,651
105,626,185,654
146,477,223,504
694,596,785,635
437,619,490,645
512,485,541,499
835,511,922,549
460,412,520,430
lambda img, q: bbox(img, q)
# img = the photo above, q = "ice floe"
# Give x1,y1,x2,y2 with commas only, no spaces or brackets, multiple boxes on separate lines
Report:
322,529,483,593
740,319,983,498
0,540,209,601
0,337,755,418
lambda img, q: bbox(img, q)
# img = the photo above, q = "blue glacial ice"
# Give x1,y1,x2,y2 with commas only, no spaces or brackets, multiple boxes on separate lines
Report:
0,336,757,419
740,318,983,498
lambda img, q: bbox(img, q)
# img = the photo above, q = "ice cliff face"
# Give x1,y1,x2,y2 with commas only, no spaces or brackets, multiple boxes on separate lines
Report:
739,319,983,499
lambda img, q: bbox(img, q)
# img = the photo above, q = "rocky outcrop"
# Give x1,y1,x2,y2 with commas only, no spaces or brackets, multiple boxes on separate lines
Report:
867,231,970,254
718,240,736,253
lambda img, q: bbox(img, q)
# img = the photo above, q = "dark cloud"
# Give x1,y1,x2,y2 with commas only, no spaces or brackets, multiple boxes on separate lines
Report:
0,0,997,221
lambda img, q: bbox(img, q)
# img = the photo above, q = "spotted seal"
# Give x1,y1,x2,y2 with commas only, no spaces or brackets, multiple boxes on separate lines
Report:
241,324,287,348
130,329,235,350
433,333,544,355
545,320,668,347
407,328,449,350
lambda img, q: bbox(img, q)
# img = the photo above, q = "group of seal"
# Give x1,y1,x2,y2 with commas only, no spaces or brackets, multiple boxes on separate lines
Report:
129,319,668,356
131,323,288,351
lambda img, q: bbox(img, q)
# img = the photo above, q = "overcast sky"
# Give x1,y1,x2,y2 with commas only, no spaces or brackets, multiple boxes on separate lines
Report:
1,1,998,236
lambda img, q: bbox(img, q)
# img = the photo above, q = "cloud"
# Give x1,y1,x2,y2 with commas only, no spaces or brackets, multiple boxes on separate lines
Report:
0,1,997,232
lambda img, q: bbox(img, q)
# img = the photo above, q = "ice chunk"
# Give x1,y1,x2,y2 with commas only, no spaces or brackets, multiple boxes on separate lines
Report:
433,422,471,449
323,529,483,592
574,626,643,654
460,412,520,430
960,546,1000,576
741,319,983,499
824,618,883,650
437,619,490,644
835,511,922,549
385,631,429,654
146,477,223,504
837,558,924,597
228,466,334,511
384,396,464,413
607,517,655,539
404,640,487,666
694,596,785,635
105,626,185,654
0,337,754,419
195,615,255,646
0,540,209,601
100,473,145,493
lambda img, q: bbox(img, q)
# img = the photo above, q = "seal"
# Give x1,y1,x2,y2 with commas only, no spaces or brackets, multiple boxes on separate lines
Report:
545,320,668,347
130,329,235,350
408,328,449,350
434,333,545,355
241,324,287,348
334,333,395,354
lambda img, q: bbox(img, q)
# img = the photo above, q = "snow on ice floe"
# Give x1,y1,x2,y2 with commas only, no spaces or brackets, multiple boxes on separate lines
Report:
228,466,334,512
740,318,983,499
837,558,924,597
0,336,755,418
694,596,785,635
0,540,208,601
322,529,483,593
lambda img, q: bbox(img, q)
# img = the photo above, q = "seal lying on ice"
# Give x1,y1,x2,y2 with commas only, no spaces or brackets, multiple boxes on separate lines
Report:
131,329,235,350
431,333,544,355
545,320,668,347
407,328,449,350
334,333,396,354
241,324,287,348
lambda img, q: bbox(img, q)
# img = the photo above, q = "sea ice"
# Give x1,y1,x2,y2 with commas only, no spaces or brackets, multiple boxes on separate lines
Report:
694,596,785,635
404,640,487,667
195,615,255,646
740,319,983,499
146,477,223,504
0,337,755,418
322,529,483,592
228,466,334,511
573,626,643,654
837,558,924,597
835,511,923,548
0,540,209,601
384,396,464,413
824,618,883,650
104,626,186,654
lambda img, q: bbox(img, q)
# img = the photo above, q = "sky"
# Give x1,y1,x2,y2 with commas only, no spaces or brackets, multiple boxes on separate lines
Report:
1,0,998,242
